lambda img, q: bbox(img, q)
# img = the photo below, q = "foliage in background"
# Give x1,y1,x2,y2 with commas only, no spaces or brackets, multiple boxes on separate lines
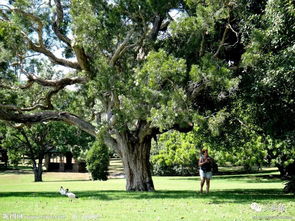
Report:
151,114,269,175
2,122,94,181
151,130,198,176
238,0,295,176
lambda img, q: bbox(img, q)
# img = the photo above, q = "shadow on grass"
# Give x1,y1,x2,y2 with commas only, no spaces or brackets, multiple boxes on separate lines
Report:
44,179,90,182
168,174,283,183
0,189,292,203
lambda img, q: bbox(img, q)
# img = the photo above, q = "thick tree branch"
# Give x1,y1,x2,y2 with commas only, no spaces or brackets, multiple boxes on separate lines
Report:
110,13,167,66
103,133,121,157
52,0,72,47
0,108,97,137
1,75,85,93
110,31,133,66
171,122,194,133
0,8,9,21
72,44,91,72
187,80,208,100
25,74,86,88
0,104,48,112
137,120,153,143
27,40,81,69
199,33,205,57
2,75,86,111
52,1,91,73
159,20,170,31
148,15,163,41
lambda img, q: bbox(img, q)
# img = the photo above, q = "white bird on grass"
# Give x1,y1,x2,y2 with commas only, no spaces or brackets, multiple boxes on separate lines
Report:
250,202,262,212
65,188,78,199
59,186,66,196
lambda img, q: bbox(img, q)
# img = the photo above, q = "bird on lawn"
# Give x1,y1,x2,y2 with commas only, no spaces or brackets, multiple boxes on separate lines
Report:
250,202,262,212
59,186,66,196
65,188,78,199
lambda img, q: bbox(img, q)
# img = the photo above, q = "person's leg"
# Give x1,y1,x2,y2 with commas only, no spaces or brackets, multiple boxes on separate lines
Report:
199,170,205,193
200,177,205,193
205,178,210,193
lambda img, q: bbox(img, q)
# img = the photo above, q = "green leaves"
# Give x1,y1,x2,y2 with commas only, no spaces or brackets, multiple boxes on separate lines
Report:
151,130,199,175
0,22,25,59
208,109,230,136
2,122,94,167
134,50,189,131
86,138,109,181
136,50,186,90
241,0,295,139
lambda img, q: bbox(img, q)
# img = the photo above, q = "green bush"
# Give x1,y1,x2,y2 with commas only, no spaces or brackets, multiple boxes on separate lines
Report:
151,131,200,176
152,163,198,176
86,139,109,181
150,130,221,176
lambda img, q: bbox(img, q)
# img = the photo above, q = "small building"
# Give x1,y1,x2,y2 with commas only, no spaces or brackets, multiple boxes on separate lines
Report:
44,150,87,172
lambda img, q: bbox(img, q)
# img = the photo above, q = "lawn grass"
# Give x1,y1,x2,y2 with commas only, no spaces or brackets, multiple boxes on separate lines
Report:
0,169,294,221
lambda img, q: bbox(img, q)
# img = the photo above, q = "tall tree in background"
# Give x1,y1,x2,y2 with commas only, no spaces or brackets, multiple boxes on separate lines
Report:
0,0,256,191
4,123,54,182
2,122,93,182
239,0,295,176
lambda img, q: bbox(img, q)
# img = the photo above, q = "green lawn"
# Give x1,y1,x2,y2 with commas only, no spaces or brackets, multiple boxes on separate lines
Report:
0,169,294,221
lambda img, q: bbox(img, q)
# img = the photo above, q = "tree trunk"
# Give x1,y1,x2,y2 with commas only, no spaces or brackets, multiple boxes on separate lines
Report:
286,162,295,177
119,134,155,191
33,161,43,182
277,165,285,177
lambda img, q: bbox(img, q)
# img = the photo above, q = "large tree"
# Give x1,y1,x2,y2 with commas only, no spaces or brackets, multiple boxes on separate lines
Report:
238,0,295,176
0,0,241,191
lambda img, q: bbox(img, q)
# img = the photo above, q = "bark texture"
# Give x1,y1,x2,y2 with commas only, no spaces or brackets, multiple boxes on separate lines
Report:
33,162,43,182
117,133,155,191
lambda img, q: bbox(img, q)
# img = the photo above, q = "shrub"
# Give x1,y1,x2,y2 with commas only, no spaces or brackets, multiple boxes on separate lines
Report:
150,131,200,176
152,163,198,176
86,139,109,181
